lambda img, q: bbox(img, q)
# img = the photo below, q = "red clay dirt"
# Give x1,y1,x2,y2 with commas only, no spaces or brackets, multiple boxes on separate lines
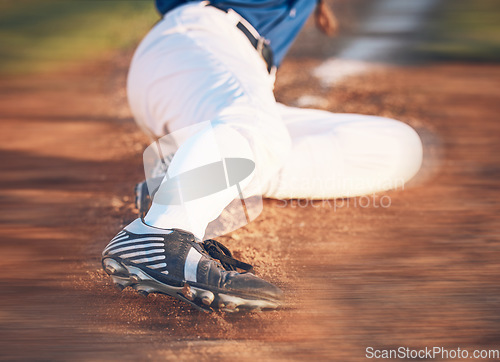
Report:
1,52,499,360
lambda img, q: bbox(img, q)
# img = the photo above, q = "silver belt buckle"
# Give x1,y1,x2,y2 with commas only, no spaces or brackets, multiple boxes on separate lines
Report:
257,37,274,73
257,37,271,54
257,37,265,54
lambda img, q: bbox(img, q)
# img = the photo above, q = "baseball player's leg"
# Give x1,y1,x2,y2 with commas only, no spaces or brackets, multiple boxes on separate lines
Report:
144,123,257,240
127,4,290,239
102,3,288,311
263,104,423,199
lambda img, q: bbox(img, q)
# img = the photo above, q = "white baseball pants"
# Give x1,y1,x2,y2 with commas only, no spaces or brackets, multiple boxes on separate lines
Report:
127,3,423,239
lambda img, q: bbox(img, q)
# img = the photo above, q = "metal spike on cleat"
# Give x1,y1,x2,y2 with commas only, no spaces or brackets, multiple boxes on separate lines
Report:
113,283,125,291
176,293,212,313
103,258,127,275
181,283,194,301
199,290,214,306
134,284,156,297
222,302,239,313
111,275,131,289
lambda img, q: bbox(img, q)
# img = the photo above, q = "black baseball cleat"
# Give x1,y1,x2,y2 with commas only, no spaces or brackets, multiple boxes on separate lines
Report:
102,218,283,312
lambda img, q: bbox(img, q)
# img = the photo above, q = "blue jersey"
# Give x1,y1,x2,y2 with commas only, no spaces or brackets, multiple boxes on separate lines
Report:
155,0,318,67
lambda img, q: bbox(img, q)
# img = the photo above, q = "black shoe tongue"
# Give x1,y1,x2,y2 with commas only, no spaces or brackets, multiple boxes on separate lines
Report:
201,239,254,272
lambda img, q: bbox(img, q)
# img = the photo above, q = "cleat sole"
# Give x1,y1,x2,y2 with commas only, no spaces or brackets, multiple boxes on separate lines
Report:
102,258,281,312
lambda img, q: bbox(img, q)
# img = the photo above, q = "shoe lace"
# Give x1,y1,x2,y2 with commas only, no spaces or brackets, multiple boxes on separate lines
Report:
201,239,254,273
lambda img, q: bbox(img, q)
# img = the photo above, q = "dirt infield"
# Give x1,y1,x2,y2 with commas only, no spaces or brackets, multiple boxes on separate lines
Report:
1,53,499,360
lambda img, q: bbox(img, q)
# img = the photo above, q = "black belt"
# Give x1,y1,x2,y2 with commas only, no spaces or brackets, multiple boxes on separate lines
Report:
207,4,275,73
